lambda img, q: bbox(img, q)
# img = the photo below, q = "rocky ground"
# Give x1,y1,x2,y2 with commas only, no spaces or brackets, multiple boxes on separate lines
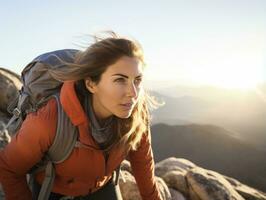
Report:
119,158,266,200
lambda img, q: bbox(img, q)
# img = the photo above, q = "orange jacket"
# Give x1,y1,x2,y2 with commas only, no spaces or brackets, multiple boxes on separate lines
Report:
0,81,162,200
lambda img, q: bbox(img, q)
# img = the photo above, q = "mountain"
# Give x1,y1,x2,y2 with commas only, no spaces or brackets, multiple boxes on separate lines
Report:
149,91,214,125
149,86,266,151
151,123,266,193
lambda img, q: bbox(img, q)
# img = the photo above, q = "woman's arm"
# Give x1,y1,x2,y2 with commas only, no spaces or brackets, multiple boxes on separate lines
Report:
128,128,162,200
0,99,57,200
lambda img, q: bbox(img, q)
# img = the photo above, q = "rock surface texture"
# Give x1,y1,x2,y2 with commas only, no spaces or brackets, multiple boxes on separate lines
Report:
119,158,266,200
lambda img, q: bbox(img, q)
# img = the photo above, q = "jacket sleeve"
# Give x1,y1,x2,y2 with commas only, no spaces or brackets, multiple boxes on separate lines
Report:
0,99,57,200
128,128,162,200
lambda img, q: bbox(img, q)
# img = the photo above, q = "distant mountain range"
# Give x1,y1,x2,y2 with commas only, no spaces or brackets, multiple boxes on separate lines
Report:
148,85,266,151
151,123,266,193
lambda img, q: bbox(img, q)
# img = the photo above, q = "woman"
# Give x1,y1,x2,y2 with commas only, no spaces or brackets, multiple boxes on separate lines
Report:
0,32,162,200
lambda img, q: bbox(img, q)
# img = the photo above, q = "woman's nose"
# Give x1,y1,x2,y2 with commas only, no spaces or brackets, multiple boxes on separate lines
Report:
127,82,138,98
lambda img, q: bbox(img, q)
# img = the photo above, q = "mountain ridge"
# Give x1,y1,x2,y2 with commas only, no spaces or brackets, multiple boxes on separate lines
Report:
151,123,266,193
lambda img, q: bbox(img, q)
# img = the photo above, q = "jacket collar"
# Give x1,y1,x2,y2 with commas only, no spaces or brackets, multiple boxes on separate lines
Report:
60,81,87,126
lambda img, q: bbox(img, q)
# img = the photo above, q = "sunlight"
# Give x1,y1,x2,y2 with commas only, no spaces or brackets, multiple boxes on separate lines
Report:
187,46,264,90
144,32,265,92
208,67,259,90
255,88,266,103
209,66,260,90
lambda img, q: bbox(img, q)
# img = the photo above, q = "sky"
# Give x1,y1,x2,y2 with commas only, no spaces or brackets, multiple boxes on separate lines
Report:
0,0,266,89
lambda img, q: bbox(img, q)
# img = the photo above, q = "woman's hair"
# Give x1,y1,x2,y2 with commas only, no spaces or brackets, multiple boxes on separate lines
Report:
50,31,160,153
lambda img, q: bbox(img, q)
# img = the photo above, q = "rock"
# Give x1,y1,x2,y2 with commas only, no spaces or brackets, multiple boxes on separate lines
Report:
119,170,171,200
120,159,132,173
120,159,172,199
155,157,196,177
235,184,266,200
186,167,245,200
0,68,21,115
169,188,187,200
224,176,266,200
119,170,141,200
163,170,189,196
0,112,9,124
155,176,172,200
0,121,11,148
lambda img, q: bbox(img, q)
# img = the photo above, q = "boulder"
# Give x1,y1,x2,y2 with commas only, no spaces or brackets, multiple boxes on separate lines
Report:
119,170,171,200
119,170,141,200
120,159,132,173
155,157,196,177
0,112,9,124
0,121,11,148
162,170,189,196
224,176,266,200
0,68,21,115
155,176,172,200
169,188,187,200
186,167,245,200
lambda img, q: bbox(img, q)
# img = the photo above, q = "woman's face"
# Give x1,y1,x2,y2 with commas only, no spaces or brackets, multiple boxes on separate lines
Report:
85,56,143,120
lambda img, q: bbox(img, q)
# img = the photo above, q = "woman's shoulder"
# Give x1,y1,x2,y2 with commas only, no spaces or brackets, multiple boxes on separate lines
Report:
27,98,58,121
23,98,58,143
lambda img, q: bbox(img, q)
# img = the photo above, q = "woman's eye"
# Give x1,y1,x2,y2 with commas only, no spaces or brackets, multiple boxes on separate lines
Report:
114,78,142,85
115,78,126,83
134,78,142,85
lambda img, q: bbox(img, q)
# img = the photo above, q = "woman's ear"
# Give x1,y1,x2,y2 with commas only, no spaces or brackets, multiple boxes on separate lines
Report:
84,79,97,93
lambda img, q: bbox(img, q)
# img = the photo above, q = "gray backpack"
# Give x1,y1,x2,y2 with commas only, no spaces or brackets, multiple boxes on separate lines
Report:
3,49,80,200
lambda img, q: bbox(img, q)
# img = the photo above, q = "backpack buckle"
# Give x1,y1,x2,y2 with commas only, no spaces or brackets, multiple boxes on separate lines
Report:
12,108,21,118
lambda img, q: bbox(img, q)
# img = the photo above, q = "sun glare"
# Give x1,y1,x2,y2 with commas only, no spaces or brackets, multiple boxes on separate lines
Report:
211,73,259,90
146,37,264,91
190,53,263,90
201,75,260,91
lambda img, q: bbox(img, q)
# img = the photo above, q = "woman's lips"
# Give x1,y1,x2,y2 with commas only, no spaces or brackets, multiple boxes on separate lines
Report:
120,103,133,110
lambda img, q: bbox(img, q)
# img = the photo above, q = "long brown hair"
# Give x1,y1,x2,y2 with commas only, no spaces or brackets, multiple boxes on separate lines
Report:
50,31,159,153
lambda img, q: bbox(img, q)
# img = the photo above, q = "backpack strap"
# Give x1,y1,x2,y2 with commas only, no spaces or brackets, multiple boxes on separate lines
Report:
36,94,78,200
1,92,29,143
37,161,55,200
47,94,78,163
